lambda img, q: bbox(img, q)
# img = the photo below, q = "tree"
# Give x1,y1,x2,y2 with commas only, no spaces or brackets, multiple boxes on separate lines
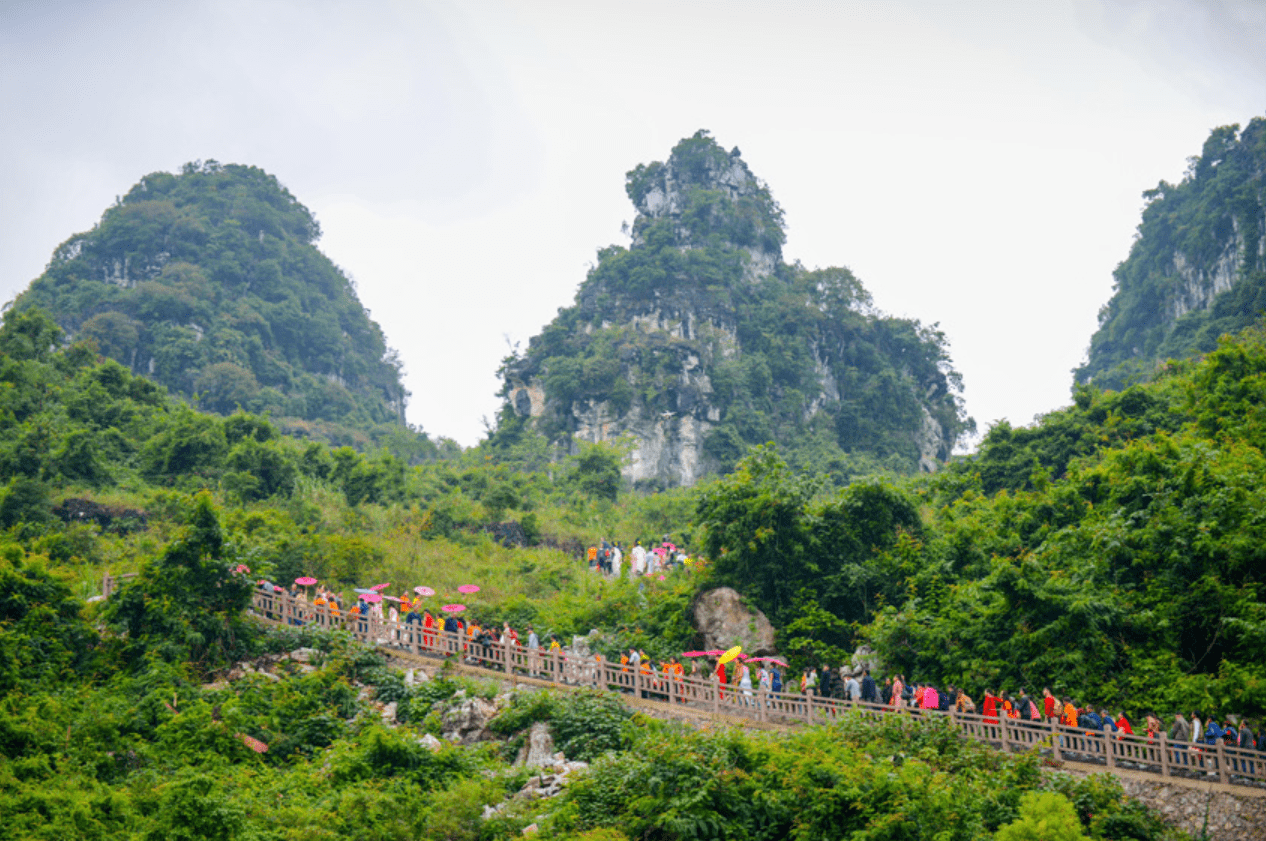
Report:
995,791,1088,841
569,443,623,502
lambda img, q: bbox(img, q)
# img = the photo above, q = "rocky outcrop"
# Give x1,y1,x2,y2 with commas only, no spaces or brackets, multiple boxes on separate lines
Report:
692,587,777,655
515,721,555,768
440,695,501,744
501,132,968,486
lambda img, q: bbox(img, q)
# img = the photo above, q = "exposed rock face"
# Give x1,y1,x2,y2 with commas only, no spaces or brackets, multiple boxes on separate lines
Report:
500,131,970,486
440,696,500,744
692,587,777,655
515,721,555,768
1078,118,1266,390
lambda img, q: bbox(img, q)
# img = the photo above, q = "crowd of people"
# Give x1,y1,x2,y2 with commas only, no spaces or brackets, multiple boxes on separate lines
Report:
588,537,699,579
253,572,1262,776
796,664,1262,770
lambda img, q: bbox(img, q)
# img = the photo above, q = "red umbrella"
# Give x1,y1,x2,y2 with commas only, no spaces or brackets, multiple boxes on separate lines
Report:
415,586,435,596
295,577,317,586
441,603,466,613
371,583,391,591
457,584,480,594
359,593,383,603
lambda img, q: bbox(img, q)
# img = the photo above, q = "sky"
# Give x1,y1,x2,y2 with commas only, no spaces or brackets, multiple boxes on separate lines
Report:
2,0,1264,448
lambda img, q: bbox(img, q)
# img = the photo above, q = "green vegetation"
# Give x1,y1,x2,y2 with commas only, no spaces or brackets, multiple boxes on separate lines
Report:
12,160,426,450
695,324,1266,719
499,131,973,483
1077,117,1266,390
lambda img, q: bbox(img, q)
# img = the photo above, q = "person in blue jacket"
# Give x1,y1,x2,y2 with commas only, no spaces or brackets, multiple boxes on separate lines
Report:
1204,717,1224,746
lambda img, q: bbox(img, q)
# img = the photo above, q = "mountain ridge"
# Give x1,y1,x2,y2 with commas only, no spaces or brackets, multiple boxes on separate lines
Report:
12,160,415,448
495,130,974,487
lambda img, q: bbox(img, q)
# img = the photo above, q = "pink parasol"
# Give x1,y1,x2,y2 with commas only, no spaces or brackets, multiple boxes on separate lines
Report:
382,595,401,602
749,657,789,667
359,593,383,603
371,582,391,591
681,651,710,657
700,650,725,656
657,575,666,581
457,584,480,594
295,577,318,586
441,603,466,613
414,586,435,596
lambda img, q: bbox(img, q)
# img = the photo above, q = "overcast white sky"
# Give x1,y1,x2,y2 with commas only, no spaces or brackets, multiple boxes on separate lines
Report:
3,0,1264,447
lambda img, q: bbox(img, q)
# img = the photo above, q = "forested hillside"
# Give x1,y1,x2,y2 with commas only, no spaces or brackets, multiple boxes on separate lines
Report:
1077,117,1266,389
12,161,415,447
700,324,1266,720
0,299,1211,839
498,131,974,487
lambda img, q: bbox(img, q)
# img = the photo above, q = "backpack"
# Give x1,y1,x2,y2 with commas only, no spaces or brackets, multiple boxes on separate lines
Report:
771,670,782,692
1029,700,1040,720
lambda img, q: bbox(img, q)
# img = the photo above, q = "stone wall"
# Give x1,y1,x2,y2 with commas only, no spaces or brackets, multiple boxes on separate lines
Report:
1113,776,1266,840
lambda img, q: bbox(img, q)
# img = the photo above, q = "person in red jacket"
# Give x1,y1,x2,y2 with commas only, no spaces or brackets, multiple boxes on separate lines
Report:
1043,687,1057,720
982,689,999,724
1116,712,1134,737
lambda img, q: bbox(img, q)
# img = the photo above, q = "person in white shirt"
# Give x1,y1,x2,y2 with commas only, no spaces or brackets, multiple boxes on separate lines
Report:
631,541,647,578
610,544,622,579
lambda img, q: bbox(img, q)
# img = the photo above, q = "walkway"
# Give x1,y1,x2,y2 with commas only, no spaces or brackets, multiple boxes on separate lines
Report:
243,587,1266,795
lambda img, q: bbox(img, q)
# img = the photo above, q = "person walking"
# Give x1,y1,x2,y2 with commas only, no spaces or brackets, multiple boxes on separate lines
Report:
861,669,878,704
1169,713,1191,766
889,675,905,710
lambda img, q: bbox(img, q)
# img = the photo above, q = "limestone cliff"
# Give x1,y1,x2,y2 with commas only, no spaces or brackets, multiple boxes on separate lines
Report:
497,131,972,487
1077,117,1266,391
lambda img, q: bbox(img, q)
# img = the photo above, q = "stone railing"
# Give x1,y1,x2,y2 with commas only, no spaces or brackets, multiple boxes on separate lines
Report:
230,587,1259,790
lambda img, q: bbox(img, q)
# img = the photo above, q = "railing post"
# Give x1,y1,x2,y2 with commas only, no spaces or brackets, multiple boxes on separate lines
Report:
1050,717,1062,763
712,677,719,716
1159,732,1169,777
759,686,767,723
503,640,511,675
804,691,813,724
1105,730,1115,769
1217,740,1229,784
1000,717,1009,753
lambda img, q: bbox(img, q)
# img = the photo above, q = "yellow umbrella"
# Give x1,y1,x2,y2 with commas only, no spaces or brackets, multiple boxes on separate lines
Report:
719,645,742,665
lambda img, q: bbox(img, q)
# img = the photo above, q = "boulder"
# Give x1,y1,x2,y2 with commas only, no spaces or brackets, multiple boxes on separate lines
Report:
844,645,879,678
288,647,319,664
691,587,777,655
380,702,398,724
440,696,499,744
416,734,443,752
515,721,555,768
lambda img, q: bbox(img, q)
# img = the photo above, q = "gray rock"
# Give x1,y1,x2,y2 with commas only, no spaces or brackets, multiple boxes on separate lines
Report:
515,721,555,768
692,587,777,655
288,647,318,663
440,697,499,744
380,701,397,724
416,734,443,752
